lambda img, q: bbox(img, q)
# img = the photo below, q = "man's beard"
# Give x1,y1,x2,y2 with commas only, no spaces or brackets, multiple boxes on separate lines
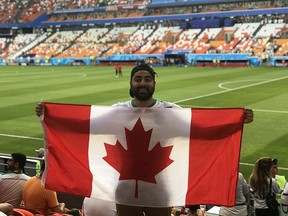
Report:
131,86,155,101
7,165,15,171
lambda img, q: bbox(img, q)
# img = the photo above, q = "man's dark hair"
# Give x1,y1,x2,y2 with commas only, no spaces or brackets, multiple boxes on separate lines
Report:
272,158,278,165
11,153,27,170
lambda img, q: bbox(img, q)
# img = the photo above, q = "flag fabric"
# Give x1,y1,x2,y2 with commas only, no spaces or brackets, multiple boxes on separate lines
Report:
41,102,244,207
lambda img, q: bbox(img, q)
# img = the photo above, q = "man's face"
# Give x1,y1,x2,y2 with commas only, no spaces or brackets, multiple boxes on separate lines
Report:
6,157,17,171
271,165,278,177
130,70,155,101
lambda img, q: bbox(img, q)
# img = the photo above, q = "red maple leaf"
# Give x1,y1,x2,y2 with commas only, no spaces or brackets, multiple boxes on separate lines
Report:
102,117,174,198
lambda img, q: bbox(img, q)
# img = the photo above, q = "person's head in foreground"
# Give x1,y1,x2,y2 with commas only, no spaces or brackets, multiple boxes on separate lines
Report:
129,63,157,104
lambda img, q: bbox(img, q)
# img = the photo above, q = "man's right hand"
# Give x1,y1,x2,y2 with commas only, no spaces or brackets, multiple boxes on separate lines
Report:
35,102,44,117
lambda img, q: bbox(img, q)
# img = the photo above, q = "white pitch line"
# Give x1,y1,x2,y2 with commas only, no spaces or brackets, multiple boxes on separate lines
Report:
0,133,43,141
252,108,288,114
218,79,266,90
174,75,288,104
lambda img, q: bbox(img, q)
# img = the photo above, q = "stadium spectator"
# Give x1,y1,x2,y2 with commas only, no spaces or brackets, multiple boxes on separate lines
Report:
271,158,287,190
35,63,254,216
219,172,250,216
22,161,65,215
0,203,13,215
271,158,286,203
249,157,281,216
281,183,288,215
0,153,30,208
111,63,180,216
34,148,44,177
22,161,80,216
112,63,253,216
35,148,44,158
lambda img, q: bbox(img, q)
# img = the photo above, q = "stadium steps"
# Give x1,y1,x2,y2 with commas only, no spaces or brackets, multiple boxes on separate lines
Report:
10,32,51,59
100,47,110,57
13,8,22,23
55,31,86,57
252,23,264,38
133,26,157,54
2,36,15,53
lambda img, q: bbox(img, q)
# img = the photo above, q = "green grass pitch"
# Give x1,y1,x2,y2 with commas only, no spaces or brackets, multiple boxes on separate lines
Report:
0,65,287,181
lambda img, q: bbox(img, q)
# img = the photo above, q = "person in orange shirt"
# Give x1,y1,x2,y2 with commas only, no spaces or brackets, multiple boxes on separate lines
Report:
22,161,64,215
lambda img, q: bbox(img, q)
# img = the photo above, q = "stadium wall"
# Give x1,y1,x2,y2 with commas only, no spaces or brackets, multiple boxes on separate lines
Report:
1,55,286,67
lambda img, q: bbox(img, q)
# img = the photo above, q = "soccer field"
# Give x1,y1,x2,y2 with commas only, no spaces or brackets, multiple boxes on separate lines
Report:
0,65,287,180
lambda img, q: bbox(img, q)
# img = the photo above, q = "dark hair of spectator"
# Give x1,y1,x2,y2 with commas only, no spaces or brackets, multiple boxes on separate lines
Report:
187,205,200,214
11,153,27,170
272,158,278,165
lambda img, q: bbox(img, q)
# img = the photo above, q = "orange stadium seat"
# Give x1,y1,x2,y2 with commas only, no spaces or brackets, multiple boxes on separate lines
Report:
13,209,35,216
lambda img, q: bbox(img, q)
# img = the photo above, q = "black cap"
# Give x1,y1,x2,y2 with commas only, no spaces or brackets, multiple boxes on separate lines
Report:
130,63,157,81
129,64,157,98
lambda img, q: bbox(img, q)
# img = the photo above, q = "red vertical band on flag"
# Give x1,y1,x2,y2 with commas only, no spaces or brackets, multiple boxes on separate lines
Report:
187,108,244,206
43,103,93,197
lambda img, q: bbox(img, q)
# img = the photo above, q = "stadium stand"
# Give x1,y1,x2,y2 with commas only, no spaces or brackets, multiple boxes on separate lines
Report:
0,0,287,66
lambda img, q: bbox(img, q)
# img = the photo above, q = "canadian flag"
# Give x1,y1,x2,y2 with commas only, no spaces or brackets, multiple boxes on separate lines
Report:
41,102,244,207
